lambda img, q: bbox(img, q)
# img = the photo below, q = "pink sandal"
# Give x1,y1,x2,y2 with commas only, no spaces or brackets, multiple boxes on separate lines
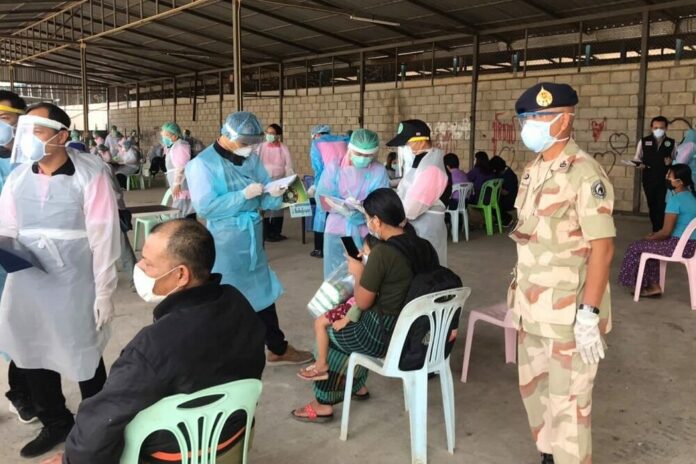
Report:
297,364,329,381
290,402,334,423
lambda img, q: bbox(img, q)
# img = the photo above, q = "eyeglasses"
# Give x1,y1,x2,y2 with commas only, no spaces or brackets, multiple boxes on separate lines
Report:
515,111,572,128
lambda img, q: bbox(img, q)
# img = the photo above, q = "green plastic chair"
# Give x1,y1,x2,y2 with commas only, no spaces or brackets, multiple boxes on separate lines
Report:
133,188,176,251
120,379,262,464
469,178,503,236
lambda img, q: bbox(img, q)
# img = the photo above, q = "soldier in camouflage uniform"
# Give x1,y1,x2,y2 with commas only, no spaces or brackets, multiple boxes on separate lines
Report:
508,83,616,464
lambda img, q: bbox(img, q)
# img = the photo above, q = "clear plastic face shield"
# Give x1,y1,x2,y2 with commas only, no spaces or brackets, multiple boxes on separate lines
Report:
11,115,68,164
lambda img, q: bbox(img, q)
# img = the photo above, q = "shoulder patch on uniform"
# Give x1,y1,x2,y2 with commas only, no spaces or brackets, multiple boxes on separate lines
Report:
591,180,607,199
665,140,672,147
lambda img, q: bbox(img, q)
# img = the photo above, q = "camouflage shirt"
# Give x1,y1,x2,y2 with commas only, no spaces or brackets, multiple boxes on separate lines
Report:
509,139,615,340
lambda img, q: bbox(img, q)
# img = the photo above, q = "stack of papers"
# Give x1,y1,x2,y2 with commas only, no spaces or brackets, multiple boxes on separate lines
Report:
264,174,297,193
620,160,642,167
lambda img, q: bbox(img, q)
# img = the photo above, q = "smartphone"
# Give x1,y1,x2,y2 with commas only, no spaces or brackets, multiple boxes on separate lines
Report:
341,236,361,260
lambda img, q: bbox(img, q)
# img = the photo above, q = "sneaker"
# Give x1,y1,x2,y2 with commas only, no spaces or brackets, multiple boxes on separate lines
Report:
541,453,555,464
20,422,74,458
9,400,38,424
310,250,323,258
267,345,314,366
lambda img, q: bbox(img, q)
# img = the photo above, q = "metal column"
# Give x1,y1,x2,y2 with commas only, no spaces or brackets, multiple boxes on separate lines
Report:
522,29,528,77
231,0,243,111
279,63,284,128
577,22,583,72
9,66,14,92
633,11,650,213
135,82,140,136
468,35,479,170
218,71,224,125
359,51,365,128
173,77,177,122
80,43,89,132
106,86,110,129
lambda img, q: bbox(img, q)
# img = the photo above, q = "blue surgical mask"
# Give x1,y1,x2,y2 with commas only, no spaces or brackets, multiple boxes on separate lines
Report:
520,113,568,153
161,135,174,148
351,154,372,169
0,120,14,146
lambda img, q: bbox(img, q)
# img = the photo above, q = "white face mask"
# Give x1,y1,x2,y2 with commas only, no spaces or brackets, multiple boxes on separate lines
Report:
233,145,253,158
652,128,666,139
520,113,569,153
20,131,61,162
133,265,180,304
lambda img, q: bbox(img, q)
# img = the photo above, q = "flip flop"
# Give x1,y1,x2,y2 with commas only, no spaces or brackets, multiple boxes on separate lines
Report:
290,403,334,423
297,364,329,381
352,391,370,401
640,291,663,298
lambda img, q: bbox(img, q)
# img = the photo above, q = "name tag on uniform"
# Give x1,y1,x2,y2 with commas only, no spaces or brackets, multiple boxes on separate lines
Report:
645,141,653,146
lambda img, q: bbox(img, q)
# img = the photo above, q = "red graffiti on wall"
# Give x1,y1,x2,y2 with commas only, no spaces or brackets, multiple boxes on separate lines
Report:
591,118,606,142
492,113,515,156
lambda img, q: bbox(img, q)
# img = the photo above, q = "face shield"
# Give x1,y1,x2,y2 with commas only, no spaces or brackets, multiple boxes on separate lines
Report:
11,115,68,164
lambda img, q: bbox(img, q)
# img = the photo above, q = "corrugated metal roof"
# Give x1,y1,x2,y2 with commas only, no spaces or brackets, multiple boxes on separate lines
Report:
0,0,694,87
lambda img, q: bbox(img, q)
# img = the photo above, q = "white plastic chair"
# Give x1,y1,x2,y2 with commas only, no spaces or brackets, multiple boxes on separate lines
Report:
460,303,517,383
444,182,473,243
340,287,471,464
633,217,696,310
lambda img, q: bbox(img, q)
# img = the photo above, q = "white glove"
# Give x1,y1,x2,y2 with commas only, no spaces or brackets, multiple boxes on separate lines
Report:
94,296,115,331
268,184,287,198
574,310,605,365
307,185,316,198
243,183,264,199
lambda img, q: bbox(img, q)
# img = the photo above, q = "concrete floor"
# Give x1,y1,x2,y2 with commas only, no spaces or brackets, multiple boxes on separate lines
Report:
1,183,695,464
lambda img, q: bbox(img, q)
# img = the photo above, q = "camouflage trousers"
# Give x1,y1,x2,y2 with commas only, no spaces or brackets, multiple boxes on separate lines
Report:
518,330,599,464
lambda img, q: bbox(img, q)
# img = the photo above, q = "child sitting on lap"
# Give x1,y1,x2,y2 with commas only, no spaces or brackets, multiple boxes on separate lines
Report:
298,235,380,381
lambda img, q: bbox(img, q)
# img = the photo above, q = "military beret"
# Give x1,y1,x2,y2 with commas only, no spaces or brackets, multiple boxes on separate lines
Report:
515,82,579,115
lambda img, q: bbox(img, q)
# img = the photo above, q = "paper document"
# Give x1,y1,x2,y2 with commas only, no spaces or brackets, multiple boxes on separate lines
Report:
321,196,365,215
621,160,642,167
264,174,297,193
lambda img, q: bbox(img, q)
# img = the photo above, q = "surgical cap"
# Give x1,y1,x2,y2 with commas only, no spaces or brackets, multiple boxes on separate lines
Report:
348,128,380,155
311,124,331,137
221,111,264,145
161,121,182,137
123,139,133,150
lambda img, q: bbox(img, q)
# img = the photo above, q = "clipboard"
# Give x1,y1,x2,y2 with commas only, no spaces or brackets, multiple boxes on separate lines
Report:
0,236,46,273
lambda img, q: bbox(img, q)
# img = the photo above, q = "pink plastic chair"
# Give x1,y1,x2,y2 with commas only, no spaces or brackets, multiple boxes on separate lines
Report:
633,218,696,310
460,303,517,383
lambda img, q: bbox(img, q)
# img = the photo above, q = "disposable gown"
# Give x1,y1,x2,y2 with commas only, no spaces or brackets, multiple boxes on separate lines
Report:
317,157,390,278
258,141,293,219
165,139,195,216
676,130,696,186
0,156,11,296
0,149,120,381
310,134,348,233
397,147,449,266
186,144,284,312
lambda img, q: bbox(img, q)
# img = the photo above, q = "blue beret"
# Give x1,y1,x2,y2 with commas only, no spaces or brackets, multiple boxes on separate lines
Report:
515,82,578,114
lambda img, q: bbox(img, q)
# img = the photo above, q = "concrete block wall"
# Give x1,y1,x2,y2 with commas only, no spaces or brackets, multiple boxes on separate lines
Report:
106,60,696,213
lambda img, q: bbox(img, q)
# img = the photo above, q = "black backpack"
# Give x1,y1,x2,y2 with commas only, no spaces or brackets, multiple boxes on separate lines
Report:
384,236,463,371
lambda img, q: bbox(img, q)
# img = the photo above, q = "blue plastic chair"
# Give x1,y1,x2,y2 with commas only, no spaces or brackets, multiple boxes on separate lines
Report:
120,379,262,464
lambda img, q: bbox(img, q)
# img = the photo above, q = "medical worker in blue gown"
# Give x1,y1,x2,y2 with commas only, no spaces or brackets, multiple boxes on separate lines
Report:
186,111,313,366
316,128,390,278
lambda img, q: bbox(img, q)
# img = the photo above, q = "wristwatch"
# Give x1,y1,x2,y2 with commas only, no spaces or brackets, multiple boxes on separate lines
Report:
578,304,600,315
